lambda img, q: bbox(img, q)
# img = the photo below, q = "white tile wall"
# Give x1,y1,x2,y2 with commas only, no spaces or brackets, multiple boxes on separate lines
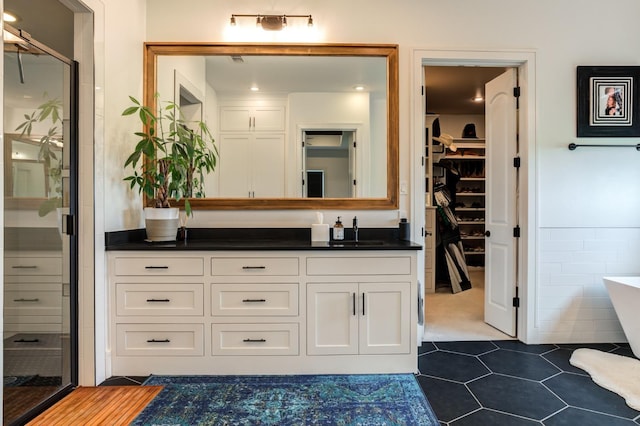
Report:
536,227,640,343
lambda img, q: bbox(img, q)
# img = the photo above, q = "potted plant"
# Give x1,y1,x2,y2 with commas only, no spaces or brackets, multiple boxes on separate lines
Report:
122,95,218,241
15,96,64,218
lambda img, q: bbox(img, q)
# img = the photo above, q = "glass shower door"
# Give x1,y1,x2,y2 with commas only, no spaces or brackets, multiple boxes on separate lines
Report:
3,25,77,425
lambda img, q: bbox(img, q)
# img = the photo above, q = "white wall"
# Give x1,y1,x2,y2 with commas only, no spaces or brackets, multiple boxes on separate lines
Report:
96,0,640,344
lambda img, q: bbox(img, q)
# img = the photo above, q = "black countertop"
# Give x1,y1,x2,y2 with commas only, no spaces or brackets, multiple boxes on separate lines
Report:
105,228,422,251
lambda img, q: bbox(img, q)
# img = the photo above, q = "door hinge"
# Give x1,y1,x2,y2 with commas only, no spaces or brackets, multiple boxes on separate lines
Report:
421,227,425,237
513,157,521,168
353,179,357,186
422,156,425,167
302,140,305,147
513,87,521,98
512,296,520,308
513,225,521,238
421,85,424,96
302,179,305,186
353,141,357,148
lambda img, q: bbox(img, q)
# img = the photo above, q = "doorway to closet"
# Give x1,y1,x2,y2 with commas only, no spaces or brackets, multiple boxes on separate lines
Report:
421,64,517,342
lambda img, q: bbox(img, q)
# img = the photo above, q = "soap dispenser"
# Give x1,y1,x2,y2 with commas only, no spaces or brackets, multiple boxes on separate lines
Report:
333,216,345,240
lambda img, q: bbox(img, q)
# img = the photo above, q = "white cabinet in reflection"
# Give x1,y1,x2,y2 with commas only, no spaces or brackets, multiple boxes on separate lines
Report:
218,133,285,198
220,105,286,132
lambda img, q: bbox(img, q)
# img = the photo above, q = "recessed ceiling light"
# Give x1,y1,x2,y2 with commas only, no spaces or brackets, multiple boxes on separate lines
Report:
353,85,365,91
250,86,259,92
4,12,18,23
473,96,484,102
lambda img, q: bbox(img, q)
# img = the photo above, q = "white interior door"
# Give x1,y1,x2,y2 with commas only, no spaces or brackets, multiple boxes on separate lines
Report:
484,69,518,336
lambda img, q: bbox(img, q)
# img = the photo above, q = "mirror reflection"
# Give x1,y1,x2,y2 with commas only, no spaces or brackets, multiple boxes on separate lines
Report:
147,44,399,210
4,25,74,424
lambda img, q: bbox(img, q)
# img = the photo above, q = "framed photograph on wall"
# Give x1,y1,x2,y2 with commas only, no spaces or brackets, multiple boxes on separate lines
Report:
577,66,640,137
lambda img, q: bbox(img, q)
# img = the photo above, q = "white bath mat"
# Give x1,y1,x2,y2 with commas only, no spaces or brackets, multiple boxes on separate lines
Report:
569,348,640,410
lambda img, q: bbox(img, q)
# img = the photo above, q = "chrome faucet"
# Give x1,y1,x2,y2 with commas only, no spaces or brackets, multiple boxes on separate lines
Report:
352,216,358,242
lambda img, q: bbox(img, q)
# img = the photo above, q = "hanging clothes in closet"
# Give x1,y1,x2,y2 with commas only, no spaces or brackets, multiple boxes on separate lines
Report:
433,161,472,293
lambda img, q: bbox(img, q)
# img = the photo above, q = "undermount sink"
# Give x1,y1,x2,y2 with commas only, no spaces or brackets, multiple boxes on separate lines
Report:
329,240,385,246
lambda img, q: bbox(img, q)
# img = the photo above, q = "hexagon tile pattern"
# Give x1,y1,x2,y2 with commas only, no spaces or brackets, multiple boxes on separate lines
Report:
417,341,640,425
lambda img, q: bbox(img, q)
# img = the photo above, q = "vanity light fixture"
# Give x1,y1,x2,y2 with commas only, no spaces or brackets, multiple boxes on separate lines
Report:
230,14,314,31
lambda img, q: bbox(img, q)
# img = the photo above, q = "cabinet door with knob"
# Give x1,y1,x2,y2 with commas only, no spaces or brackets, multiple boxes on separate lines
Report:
219,105,285,132
306,281,410,355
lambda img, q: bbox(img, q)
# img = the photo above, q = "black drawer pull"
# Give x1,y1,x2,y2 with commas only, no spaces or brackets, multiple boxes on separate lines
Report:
243,338,266,343
147,339,170,343
146,298,171,303
145,266,169,269
12,265,38,269
14,338,39,343
14,298,39,302
352,293,356,316
242,266,266,270
242,298,266,303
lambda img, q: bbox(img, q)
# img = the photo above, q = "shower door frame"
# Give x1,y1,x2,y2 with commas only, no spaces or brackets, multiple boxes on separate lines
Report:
3,23,79,425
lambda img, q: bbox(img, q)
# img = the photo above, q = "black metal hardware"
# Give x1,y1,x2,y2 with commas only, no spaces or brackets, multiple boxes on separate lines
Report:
513,297,520,308
14,298,39,302
146,298,170,302
568,143,640,151
484,230,491,237
243,338,266,343
14,338,39,343
513,157,521,168
146,339,170,343
64,214,75,236
145,266,169,269
242,266,266,270
242,298,266,303
352,293,356,316
513,87,521,98
12,265,37,269
362,293,366,316
513,226,521,238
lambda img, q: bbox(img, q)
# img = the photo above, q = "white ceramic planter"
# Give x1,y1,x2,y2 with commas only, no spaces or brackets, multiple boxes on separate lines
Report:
144,207,179,242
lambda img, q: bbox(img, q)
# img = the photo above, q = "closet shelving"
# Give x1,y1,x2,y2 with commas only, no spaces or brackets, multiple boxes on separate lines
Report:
444,138,486,266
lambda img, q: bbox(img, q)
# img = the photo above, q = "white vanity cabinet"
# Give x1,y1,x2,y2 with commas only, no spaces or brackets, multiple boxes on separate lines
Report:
4,251,63,334
107,250,417,376
307,281,410,355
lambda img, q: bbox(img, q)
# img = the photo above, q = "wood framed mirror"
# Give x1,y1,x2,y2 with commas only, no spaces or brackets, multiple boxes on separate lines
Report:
144,43,398,210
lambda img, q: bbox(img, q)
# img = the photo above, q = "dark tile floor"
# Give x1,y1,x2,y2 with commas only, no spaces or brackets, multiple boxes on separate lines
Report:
100,341,640,425
417,341,640,425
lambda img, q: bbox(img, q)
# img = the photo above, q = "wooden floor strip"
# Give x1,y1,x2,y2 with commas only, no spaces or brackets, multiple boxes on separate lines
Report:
26,386,163,426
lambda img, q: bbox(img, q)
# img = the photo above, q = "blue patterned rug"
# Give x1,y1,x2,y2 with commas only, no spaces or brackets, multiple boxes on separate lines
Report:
131,374,439,425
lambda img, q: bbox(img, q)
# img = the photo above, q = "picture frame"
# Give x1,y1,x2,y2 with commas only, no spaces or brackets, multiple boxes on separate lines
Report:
577,66,640,137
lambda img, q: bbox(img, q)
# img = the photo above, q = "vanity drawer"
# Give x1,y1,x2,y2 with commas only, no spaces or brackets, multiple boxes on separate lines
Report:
211,283,298,316
115,257,204,276
116,283,204,316
211,323,298,356
211,257,299,276
116,323,204,356
5,288,62,316
5,257,62,276
306,256,411,276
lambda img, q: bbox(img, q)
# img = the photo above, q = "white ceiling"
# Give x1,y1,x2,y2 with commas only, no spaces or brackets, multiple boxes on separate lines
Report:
203,55,388,97
425,66,507,114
